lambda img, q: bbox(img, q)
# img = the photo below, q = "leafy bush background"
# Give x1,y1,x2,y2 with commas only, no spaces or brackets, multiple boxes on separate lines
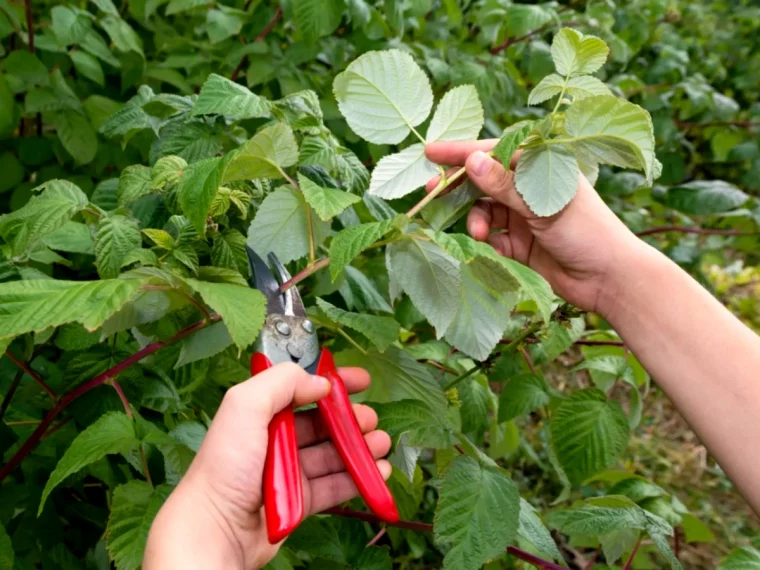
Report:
1,0,760,569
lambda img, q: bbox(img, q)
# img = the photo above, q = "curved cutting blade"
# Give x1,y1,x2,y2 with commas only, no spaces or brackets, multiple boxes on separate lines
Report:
246,245,286,315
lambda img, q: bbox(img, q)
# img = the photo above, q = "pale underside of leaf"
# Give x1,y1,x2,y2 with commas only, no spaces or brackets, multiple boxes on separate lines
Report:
515,143,580,217
426,84,484,142
368,143,438,199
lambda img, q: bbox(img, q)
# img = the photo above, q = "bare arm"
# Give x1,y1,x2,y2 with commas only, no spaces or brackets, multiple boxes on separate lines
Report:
425,140,760,514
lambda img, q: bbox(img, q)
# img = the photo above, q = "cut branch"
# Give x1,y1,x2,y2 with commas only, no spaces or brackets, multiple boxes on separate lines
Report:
230,5,282,81
575,339,625,347
0,315,220,482
323,507,566,569
4,351,57,400
490,21,581,55
636,226,758,238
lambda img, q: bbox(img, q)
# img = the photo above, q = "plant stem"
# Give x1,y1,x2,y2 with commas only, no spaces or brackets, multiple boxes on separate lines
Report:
635,226,758,237
406,164,468,218
323,507,566,569
504,321,543,354
490,20,581,55
110,381,133,420
5,420,42,426
4,351,57,400
366,527,386,547
521,348,537,374
230,5,282,81
622,535,643,570
442,364,480,391
279,257,330,292
575,339,625,347
306,208,316,266
0,315,220,482
0,370,24,422
336,328,367,355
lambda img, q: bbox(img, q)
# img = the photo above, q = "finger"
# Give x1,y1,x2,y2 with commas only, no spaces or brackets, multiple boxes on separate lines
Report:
425,139,499,166
425,167,466,193
336,367,370,394
467,200,493,241
301,430,391,480
296,403,378,447
465,151,533,218
224,363,331,427
307,460,393,514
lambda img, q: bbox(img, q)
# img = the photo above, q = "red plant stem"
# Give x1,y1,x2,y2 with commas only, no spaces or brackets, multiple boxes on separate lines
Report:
0,316,219,483
323,508,566,569
366,527,386,547
24,0,33,53
110,381,133,420
4,351,57,399
0,369,24,421
230,5,282,81
674,526,681,560
521,348,536,374
636,226,758,238
575,340,626,347
280,257,330,292
490,21,580,55
622,535,643,570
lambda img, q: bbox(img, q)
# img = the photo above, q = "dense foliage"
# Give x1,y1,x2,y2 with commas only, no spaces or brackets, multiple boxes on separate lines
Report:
1,0,759,569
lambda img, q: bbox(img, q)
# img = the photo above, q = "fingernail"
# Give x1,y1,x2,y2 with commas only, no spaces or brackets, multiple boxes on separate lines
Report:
470,151,491,176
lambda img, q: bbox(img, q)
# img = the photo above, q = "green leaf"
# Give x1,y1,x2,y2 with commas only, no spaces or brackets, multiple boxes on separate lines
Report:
434,455,520,570
653,180,749,215
152,155,187,189
299,172,360,221
1,51,50,88
90,0,119,15
421,181,482,231
40,412,137,514
0,521,13,570
550,389,630,484
107,481,172,570
387,237,461,336
185,279,266,349
53,112,98,164
100,15,144,56
718,547,760,570
518,499,564,563
371,399,453,448
143,229,175,250
206,9,243,44
293,0,344,43
176,321,233,367
515,143,579,217
0,180,89,256
529,74,611,105
444,265,516,360
498,374,550,421
528,74,566,105
426,85,484,142
224,123,299,183
247,186,329,264
0,74,14,137
212,230,248,274
551,28,609,77
178,157,222,236
94,215,142,279
0,278,143,341
191,74,271,120
52,6,92,46
333,48,433,144
70,50,105,86
564,95,657,184
165,0,207,14
316,298,399,350
335,347,447,413
492,121,534,169
100,86,159,139
368,144,438,199
43,221,95,254
329,217,397,281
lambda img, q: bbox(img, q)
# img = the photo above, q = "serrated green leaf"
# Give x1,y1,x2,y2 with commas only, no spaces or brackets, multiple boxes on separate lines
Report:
492,121,535,169
717,547,760,570
206,9,243,43
564,95,656,184
316,297,399,350
293,0,344,43
100,86,159,139
299,172,360,221
333,49,433,144
178,156,222,236
212,229,248,274
551,28,609,77
329,218,396,281
434,455,520,570
653,180,749,215
192,74,271,120
518,498,565,564
0,278,143,343
100,15,143,56
499,373,550,421
176,320,233,367
550,389,629,484
339,266,393,313
387,237,461,336
43,221,95,254
40,412,137,514
247,186,329,264
185,279,266,349
565,75,612,100
224,123,298,183
117,166,153,207
0,180,89,256
444,265,516,360
371,399,453,448
528,74,566,105
107,481,172,570
368,144,438,199
94,215,142,279
53,112,98,164
421,181,482,231
426,85,484,142
152,155,187,189
515,143,579,217
142,229,175,250
70,50,104,86
335,347,447,413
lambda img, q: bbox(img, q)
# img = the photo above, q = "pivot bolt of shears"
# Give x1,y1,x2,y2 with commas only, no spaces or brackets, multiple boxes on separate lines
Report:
275,320,292,337
302,320,314,334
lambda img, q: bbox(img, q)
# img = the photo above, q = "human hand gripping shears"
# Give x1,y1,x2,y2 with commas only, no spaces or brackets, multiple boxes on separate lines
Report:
246,245,399,544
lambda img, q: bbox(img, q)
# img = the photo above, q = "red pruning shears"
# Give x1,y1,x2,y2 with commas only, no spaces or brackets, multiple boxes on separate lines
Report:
246,245,399,544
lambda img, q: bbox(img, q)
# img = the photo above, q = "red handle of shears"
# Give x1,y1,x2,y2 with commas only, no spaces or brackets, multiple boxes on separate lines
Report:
252,353,304,544
315,348,399,523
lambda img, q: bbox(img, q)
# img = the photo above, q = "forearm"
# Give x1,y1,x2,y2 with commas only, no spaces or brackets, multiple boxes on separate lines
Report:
599,241,760,513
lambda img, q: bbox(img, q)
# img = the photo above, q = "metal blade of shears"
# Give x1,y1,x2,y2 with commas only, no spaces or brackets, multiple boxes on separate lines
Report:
267,253,306,318
246,245,286,315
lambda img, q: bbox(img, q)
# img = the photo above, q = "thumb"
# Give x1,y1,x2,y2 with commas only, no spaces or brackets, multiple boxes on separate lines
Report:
465,151,533,219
